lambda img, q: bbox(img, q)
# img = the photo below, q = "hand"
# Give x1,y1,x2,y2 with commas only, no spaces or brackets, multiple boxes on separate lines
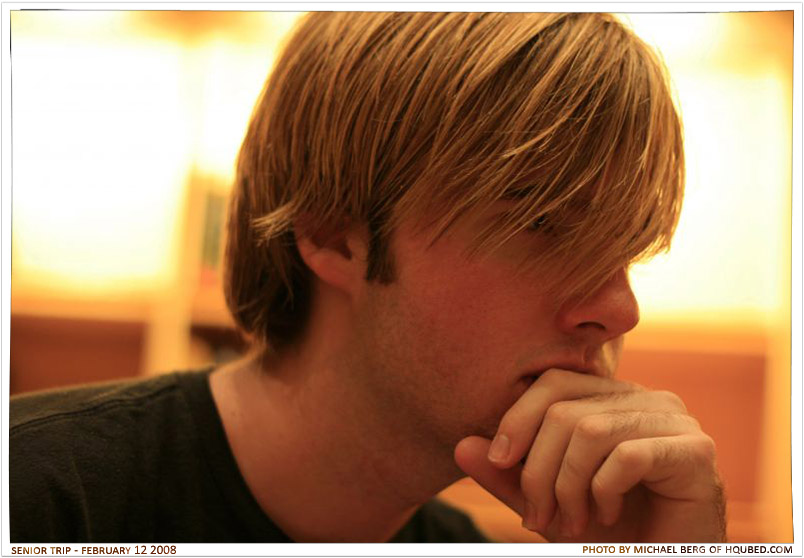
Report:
454,369,726,542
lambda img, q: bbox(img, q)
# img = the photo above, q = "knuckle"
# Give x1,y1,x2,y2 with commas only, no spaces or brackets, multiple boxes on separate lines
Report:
692,433,717,461
613,441,644,469
575,415,610,440
655,390,687,412
681,413,702,430
544,401,574,426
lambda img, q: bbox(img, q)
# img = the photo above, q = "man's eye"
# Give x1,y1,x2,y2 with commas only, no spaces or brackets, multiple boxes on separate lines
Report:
528,215,548,232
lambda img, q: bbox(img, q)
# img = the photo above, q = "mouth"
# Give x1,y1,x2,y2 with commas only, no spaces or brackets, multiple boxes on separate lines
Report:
519,373,542,388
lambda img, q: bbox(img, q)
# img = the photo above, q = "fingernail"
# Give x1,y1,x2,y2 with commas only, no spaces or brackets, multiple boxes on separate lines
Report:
521,501,538,531
488,433,510,463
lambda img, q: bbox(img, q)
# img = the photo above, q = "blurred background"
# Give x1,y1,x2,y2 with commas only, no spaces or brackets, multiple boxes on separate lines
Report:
8,9,794,543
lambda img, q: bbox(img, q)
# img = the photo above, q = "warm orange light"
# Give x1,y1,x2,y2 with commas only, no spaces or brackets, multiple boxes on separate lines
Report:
631,70,790,326
10,11,302,295
621,13,792,328
11,27,192,294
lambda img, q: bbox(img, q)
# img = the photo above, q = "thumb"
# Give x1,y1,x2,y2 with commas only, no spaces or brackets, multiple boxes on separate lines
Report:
454,436,525,517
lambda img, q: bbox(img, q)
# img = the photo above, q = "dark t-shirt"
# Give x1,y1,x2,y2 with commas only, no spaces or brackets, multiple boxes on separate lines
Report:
9,369,490,543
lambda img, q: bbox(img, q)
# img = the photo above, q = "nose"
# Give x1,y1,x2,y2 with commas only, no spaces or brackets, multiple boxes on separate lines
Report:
556,267,640,342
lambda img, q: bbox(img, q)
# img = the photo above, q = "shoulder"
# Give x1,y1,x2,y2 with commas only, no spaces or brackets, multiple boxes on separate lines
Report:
11,372,192,429
9,370,212,541
10,372,197,467
10,370,216,448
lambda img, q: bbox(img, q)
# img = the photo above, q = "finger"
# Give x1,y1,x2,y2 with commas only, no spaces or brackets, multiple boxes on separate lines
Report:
517,392,688,534
454,436,524,516
456,437,566,538
519,400,571,534
590,433,716,527
490,369,641,468
555,412,700,536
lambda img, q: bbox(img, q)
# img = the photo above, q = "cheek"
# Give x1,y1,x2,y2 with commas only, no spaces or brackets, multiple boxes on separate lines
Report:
357,247,559,439
398,255,538,368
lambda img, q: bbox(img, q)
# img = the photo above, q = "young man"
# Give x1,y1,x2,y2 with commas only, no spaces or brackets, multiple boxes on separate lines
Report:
10,12,726,543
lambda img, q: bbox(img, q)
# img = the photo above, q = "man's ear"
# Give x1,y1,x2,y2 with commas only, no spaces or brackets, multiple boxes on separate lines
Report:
295,220,369,296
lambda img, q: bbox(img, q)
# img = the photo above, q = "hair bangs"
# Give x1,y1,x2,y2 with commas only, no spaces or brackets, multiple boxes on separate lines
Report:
393,14,683,303
516,34,683,303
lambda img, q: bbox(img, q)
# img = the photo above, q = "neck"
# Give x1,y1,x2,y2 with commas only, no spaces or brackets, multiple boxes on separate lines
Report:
210,342,462,542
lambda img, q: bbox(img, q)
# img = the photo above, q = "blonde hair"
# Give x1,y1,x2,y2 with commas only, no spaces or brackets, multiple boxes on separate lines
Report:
226,12,684,350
